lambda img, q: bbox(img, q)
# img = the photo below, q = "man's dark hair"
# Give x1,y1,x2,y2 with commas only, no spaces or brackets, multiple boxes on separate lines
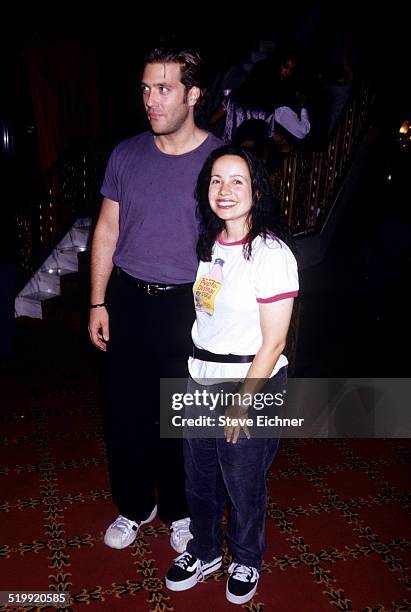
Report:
144,44,206,116
196,145,293,262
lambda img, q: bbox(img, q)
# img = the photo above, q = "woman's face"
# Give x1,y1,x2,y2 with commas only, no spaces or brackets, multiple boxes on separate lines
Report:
208,155,253,234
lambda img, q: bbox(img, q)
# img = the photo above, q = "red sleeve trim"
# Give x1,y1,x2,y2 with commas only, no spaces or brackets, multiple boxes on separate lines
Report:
256,290,298,304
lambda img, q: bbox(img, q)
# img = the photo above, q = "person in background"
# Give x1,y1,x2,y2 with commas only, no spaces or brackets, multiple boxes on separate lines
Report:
232,119,284,198
209,49,310,148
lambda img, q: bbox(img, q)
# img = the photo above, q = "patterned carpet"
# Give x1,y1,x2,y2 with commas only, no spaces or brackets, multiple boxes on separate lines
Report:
1,319,410,611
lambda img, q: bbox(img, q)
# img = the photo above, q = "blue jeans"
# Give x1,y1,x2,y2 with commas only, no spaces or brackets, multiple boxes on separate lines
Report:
184,366,286,572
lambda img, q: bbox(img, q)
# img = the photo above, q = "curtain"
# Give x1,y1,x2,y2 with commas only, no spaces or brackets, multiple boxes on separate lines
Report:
23,38,102,173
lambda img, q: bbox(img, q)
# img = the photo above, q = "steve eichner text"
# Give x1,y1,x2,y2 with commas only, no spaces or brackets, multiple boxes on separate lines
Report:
171,414,305,428
171,390,285,411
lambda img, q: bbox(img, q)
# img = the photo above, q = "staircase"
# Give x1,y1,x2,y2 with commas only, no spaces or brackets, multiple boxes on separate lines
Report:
15,218,92,327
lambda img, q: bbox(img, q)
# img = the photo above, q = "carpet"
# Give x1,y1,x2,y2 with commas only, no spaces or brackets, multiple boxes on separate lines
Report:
1,320,410,611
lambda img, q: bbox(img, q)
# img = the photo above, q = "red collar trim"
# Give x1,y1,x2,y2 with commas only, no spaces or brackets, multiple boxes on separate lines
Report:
217,233,247,246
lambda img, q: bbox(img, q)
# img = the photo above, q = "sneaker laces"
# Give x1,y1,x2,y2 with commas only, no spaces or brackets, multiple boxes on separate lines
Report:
111,515,136,535
173,551,207,581
228,562,259,582
170,517,191,542
173,551,195,570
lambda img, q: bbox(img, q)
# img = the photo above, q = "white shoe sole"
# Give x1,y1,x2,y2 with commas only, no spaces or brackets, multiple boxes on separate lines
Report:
104,505,157,549
226,581,258,605
165,557,222,592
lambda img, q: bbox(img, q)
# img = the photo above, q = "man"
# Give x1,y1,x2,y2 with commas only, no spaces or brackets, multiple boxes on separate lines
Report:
88,44,221,553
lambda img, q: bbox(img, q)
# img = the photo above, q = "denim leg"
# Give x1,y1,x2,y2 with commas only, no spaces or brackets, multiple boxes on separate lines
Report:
216,436,279,572
184,437,226,562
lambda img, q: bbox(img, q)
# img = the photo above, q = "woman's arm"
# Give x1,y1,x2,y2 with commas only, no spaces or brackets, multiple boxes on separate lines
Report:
224,297,295,442
243,297,294,384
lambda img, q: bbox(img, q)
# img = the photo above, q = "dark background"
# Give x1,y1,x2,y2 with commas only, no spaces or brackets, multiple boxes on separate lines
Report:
1,5,409,376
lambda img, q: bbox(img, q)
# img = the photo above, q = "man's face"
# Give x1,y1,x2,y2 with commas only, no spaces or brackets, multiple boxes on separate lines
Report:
141,62,196,135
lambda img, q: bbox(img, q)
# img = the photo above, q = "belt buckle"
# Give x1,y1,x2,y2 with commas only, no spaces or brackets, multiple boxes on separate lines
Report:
146,283,157,296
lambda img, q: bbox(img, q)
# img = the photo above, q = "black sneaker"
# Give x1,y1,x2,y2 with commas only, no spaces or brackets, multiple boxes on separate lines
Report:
226,562,259,604
165,551,222,591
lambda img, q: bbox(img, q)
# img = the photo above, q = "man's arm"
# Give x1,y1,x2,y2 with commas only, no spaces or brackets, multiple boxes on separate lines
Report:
88,197,119,351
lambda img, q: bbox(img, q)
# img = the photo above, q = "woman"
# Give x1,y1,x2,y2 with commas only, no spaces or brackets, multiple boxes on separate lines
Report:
165,145,298,604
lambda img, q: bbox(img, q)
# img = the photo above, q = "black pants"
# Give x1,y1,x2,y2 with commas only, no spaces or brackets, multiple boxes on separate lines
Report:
103,268,194,524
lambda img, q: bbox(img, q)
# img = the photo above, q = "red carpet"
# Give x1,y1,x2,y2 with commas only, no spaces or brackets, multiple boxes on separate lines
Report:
1,319,410,611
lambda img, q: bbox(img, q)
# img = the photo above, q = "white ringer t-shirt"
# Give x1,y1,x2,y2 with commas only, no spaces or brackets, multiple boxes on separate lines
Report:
188,234,299,382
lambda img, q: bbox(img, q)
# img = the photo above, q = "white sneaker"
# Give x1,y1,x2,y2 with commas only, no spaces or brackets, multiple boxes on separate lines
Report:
104,506,157,549
170,517,193,553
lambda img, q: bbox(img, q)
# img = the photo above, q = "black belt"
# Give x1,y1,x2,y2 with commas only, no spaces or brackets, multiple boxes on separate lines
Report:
116,267,193,296
192,346,255,363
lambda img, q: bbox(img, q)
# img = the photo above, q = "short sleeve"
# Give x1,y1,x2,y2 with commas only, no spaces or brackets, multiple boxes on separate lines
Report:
253,242,299,303
100,146,120,202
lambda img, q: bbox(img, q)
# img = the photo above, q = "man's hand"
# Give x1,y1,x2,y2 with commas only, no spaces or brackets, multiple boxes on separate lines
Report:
88,306,109,351
224,404,251,444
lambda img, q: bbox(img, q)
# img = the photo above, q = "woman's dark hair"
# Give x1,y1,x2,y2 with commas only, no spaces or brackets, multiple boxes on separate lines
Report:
196,145,293,261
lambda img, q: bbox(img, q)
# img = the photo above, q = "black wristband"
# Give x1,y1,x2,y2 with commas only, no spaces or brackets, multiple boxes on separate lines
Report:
89,302,107,309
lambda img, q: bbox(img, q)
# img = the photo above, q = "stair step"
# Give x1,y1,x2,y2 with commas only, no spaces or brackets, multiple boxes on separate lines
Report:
40,267,75,276
71,226,90,234
58,245,89,254
15,291,59,319
73,217,93,230
15,217,94,321
20,291,59,302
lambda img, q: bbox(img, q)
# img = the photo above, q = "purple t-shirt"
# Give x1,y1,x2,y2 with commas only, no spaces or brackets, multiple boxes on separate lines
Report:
101,131,222,284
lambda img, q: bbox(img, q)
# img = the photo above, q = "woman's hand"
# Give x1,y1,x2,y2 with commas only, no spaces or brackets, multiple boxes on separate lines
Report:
224,404,251,444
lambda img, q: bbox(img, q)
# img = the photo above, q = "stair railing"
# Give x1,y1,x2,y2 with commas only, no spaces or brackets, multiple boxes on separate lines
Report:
280,79,373,236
